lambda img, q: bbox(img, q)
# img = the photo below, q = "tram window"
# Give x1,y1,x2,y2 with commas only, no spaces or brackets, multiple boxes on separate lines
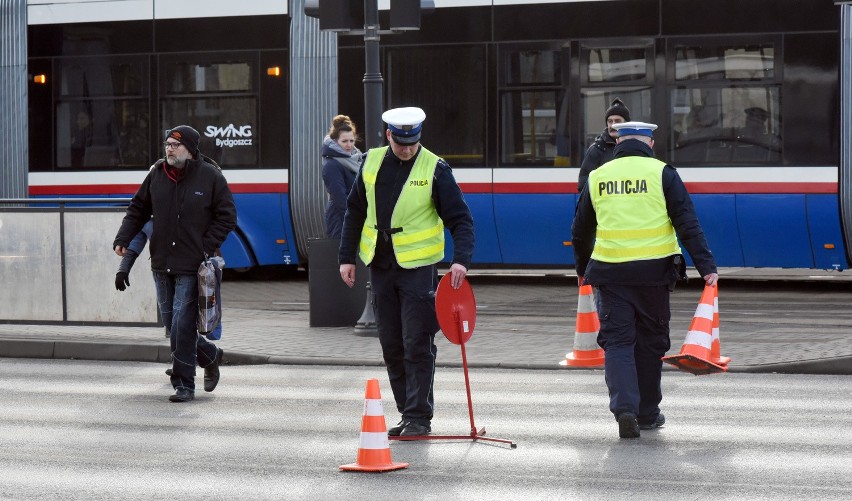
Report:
55,100,149,169
675,45,774,81
498,44,567,166
162,97,258,167
386,46,485,166
54,56,149,169
503,49,561,85
165,61,253,93
586,48,647,83
579,88,652,151
56,57,146,97
500,91,564,165
670,86,780,164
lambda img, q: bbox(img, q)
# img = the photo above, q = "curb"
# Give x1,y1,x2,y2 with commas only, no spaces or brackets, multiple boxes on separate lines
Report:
734,356,852,376
1,338,850,376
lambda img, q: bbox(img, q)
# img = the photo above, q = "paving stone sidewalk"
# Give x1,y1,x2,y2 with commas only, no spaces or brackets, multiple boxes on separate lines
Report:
0,268,850,375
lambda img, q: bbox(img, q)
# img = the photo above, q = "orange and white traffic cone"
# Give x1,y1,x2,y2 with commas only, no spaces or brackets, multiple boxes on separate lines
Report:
560,284,605,367
710,285,731,367
662,285,728,375
340,379,409,472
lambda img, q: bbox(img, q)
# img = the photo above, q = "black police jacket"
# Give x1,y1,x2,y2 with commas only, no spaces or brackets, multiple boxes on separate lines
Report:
113,157,237,275
577,129,617,193
572,139,717,286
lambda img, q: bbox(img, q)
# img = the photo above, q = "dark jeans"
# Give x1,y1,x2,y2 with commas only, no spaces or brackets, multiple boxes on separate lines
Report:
596,284,671,424
153,272,219,392
370,265,439,425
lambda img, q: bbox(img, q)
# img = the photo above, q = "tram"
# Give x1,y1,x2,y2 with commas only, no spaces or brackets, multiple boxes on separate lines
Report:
22,0,852,270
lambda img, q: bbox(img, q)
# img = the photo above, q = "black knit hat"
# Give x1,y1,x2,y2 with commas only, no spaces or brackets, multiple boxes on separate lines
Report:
605,98,631,122
165,125,200,157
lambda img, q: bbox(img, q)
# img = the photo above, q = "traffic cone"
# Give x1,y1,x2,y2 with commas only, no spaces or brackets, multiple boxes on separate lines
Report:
662,285,728,375
710,285,731,367
340,379,409,472
559,284,605,367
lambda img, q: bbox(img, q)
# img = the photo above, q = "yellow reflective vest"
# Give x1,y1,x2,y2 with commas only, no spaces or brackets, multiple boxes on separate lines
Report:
359,146,445,268
588,156,682,262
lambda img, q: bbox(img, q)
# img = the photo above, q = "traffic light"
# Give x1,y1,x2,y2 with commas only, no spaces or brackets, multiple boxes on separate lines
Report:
304,0,434,31
390,0,423,30
304,0,319,18
303,0,363,31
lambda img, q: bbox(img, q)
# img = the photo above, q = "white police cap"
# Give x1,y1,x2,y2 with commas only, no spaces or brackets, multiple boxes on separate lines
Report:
382,107,426,145
612,121,658,137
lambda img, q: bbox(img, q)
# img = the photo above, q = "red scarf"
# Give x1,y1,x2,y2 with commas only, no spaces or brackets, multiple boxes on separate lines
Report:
163,162,186,183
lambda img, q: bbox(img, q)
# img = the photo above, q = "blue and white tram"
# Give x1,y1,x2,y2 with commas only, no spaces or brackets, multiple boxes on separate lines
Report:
20,0,852,270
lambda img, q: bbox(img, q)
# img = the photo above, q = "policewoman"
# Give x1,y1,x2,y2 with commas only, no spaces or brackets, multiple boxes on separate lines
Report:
572,121,718,439
338,107,475,437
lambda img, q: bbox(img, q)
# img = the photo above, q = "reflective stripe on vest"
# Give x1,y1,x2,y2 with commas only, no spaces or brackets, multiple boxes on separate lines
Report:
589,156,681,262
359,146,445,268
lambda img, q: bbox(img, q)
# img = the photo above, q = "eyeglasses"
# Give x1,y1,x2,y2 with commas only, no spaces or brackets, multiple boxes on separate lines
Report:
163,141,183,150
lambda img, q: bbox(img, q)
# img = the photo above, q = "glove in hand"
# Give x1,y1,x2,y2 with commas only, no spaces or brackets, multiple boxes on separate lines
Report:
115,272,130,291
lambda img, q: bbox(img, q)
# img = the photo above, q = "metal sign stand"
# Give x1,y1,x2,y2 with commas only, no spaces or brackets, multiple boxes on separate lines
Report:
389,273,516,448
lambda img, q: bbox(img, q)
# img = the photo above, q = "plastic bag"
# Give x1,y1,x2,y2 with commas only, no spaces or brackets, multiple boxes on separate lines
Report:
197,255,225,335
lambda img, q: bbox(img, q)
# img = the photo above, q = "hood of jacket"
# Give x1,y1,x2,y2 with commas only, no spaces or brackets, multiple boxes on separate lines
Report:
322,135,363,174
323,135,362,158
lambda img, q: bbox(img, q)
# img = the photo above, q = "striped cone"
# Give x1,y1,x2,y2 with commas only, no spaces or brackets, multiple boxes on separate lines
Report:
559,284,605,367
662,285,728,375
340,379,409,472
710,285,731,367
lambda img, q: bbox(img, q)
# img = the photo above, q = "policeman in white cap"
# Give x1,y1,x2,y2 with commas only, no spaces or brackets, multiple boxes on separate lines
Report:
338,106,474,438
572,120,718,439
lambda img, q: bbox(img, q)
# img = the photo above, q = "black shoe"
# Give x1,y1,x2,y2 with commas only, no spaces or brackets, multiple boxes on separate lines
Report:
165,368,173,376
639,413,665,430
400,422,431,437
618,413,640,438
388,420,408,437
204,349,223,392
169,388,194,402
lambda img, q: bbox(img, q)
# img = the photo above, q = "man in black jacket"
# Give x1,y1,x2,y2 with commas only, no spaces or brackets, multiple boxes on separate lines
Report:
113,125,237,402
578,98,631,193
572,121,718,438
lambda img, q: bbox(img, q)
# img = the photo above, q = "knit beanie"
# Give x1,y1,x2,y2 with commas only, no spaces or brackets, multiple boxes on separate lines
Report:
165,125,200,157
605,98,631,122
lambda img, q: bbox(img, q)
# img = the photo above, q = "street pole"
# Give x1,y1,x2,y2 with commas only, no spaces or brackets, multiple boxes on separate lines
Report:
363,0,383,149
354,0,382,335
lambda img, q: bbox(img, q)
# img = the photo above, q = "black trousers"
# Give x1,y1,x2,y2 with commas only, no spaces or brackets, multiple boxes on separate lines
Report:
596,284,671,424
370,265,440,425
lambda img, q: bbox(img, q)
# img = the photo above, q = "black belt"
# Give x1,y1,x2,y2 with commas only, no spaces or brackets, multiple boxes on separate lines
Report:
375,226,403,242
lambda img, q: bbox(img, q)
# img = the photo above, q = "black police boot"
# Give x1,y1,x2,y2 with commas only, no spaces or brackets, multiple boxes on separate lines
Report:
618,412,640,438
204,349,223,392
400,421,431,437
388,420,409,437
639,413,666,430
169,388,194,403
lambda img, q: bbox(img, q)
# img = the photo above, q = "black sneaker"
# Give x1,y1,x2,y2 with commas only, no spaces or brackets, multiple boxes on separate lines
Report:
169,388,194,402
618,412,640,439
388,420,408,437
400,422,431,437
165,368,173,376
639,413,665,430
204,349,223,392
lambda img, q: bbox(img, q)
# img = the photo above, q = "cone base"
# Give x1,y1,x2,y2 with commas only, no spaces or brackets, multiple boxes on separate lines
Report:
339,461,409,472
712,356,732,366
559,351,605,367
663,353,728,375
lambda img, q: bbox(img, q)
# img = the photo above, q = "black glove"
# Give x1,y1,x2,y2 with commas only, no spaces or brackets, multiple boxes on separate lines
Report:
115,272,130,291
